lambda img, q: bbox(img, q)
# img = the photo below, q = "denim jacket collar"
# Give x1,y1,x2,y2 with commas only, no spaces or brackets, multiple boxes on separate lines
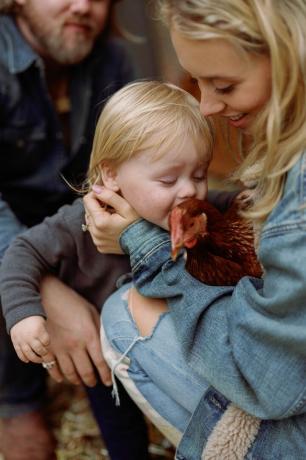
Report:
0,15,38,74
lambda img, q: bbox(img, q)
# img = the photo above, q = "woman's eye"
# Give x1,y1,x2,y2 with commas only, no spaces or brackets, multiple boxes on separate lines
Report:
215,85,235,94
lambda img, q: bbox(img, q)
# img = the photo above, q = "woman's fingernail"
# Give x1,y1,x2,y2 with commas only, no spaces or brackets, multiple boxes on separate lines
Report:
92,185,103,194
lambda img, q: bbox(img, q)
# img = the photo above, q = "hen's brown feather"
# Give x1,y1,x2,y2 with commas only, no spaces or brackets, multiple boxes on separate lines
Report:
169,197,262,286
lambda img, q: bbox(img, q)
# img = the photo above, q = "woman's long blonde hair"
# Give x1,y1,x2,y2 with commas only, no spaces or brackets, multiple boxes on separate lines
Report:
86,80,214,189
158,0,306,226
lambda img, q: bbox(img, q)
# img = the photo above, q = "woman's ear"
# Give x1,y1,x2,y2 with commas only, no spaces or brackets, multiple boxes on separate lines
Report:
100,163,120,192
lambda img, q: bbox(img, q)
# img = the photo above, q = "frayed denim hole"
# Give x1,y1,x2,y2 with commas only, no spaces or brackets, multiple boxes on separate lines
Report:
149,310,171,339
124,297,171,340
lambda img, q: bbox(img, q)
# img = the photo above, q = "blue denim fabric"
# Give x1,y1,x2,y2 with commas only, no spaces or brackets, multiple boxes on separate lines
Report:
0,197,26,261
116,151,306,457
102,283,209,433
102,285,306,459
0,14,135,428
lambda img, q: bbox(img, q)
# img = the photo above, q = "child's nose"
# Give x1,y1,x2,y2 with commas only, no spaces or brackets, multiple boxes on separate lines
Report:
179,181,197,199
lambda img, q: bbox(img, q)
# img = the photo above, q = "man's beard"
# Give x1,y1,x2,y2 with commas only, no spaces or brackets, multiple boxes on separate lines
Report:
41,30,95,65
20,5,98,65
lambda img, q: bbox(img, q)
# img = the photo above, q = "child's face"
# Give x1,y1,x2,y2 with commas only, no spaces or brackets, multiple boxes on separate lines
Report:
113,136,209,230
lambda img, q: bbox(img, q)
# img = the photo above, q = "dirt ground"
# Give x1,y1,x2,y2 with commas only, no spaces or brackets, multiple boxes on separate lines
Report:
0,380,174,460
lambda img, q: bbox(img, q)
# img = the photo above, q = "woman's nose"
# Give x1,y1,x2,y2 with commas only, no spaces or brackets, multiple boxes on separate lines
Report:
200,93,226,117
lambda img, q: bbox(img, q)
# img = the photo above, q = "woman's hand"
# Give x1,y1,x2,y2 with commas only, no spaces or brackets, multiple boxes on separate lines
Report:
83,186,140,254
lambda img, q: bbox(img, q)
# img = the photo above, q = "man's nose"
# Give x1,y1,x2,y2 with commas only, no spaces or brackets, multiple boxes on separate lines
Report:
70,0,91,14
200,92,225,117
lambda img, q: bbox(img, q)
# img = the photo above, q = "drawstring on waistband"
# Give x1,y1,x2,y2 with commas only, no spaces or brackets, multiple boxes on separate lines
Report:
111,335,146,405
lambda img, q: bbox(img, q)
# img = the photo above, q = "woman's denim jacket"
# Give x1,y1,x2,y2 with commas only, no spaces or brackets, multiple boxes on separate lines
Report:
120,152,306,459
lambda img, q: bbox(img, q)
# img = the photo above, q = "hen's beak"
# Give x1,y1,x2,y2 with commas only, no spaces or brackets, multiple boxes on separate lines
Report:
169,208,184,261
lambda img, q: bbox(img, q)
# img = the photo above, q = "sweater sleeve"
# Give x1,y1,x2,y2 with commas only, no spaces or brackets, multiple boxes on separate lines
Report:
0,200,82,332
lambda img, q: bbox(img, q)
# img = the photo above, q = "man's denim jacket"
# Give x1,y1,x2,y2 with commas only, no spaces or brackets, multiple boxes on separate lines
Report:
120,152,306,459
0,15,134,251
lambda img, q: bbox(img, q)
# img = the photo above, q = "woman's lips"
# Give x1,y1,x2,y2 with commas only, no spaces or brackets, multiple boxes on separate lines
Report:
227,113,250,129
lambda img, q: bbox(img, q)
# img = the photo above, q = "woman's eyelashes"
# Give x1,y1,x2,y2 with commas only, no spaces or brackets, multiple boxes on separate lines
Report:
215,84,235,94
190,75,236,95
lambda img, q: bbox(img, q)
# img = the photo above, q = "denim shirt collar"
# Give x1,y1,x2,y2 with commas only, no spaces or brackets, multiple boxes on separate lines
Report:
0,15,38,74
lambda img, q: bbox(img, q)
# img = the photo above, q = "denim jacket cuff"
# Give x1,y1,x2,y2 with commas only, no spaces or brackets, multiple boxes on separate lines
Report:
120,219,170,264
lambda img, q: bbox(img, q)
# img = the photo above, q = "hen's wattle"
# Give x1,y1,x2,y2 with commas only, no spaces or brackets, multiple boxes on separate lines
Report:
168,197,262,286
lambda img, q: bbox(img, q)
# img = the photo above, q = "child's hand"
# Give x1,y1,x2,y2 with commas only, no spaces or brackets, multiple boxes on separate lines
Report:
10,316,50,363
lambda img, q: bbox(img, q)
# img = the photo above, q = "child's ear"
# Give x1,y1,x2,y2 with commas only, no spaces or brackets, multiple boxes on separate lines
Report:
100,163,120,192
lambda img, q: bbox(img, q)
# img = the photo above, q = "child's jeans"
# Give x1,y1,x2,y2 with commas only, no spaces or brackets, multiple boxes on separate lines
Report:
101,282,210,448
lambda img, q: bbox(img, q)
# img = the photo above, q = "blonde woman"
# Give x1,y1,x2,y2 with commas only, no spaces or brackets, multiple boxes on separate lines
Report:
84,1,306,459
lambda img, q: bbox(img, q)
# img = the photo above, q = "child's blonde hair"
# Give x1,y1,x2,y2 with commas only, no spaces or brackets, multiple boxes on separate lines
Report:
86,80,214,189
158,0,306,226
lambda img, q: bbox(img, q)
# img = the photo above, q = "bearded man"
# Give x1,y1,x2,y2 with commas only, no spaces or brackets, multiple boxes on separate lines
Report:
0,1,149,459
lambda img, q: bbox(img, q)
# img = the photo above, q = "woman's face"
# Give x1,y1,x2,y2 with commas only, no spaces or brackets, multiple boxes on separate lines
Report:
171,30,272,131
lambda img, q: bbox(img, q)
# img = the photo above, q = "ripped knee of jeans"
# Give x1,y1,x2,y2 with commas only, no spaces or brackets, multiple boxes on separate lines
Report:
128,288,169,337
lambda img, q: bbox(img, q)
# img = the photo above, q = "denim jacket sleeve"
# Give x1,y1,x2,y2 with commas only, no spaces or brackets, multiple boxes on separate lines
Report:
0,195,26,262
119,151,306,420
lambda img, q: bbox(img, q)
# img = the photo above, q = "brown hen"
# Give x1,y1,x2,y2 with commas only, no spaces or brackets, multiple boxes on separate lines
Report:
169,197,262,286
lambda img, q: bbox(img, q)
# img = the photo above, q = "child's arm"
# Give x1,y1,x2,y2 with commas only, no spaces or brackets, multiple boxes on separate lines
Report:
0,200,81,334
0,198,116,386
10,316,50,363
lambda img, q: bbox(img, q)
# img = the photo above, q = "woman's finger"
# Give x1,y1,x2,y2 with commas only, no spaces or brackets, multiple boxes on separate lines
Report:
85,188,138,220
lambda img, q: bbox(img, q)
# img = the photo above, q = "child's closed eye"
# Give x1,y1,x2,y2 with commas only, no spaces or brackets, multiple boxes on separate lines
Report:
159,177,178,186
